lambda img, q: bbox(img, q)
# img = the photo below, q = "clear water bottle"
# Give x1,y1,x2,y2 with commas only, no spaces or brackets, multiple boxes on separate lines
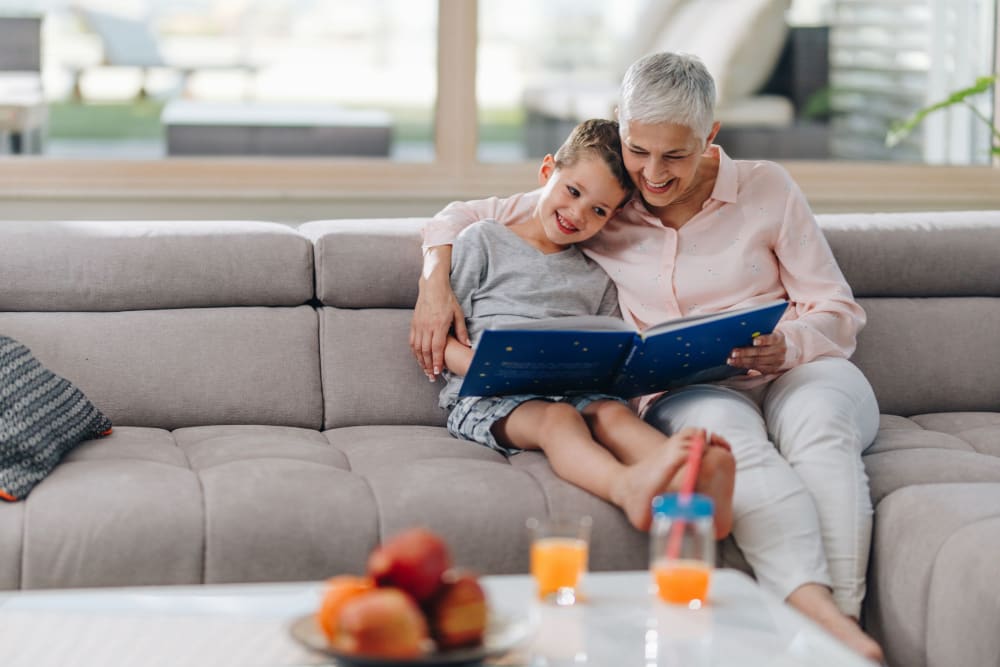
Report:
649,492,715,608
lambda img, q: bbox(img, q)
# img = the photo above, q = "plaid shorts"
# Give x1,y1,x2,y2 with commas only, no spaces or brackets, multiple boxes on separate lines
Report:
446,393,628,457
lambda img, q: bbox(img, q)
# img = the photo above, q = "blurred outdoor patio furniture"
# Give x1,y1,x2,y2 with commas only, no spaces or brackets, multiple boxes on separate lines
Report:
0,14,46,154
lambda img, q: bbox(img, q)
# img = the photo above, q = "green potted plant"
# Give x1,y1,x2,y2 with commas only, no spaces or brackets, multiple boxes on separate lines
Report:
885,74,999,157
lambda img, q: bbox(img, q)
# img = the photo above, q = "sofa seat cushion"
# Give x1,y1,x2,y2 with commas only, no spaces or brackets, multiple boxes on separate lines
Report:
863,413,1000,505
0,424,647,589
323,426,648,575
865,483,1000,667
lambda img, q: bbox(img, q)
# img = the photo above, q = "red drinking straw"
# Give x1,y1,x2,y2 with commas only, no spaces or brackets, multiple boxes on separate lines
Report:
665,430,707,560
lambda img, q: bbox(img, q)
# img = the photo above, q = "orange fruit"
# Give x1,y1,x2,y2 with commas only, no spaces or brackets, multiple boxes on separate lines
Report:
316,575,376,642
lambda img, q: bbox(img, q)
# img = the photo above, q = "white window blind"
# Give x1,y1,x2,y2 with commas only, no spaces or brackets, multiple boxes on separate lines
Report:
830,0,996,163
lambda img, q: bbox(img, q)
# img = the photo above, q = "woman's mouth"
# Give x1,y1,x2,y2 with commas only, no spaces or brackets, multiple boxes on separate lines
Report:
643,175,673,194
555,212,579,234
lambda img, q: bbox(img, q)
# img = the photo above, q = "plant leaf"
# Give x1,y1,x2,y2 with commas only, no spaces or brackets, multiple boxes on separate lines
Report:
886,74,998,147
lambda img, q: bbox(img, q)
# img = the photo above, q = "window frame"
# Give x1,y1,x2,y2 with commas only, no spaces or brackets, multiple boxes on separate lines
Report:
0,0,997,217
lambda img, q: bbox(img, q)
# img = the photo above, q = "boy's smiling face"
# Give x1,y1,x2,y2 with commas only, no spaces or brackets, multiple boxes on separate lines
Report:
533,154,627,251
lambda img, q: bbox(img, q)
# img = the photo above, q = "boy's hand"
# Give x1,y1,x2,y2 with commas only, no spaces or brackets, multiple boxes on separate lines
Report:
726,331,786,376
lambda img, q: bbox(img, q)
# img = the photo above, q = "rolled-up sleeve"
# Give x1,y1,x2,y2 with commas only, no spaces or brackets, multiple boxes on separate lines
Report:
774,177,866,369
421,191,539,250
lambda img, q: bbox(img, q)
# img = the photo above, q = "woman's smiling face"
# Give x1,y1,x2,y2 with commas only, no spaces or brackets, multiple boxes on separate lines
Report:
621,120,718,210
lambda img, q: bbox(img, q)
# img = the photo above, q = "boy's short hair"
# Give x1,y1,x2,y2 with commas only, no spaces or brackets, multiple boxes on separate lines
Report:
554,118,634,200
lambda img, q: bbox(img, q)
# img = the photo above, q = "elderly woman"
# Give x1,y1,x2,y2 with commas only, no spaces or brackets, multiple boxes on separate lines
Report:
411,52,882,663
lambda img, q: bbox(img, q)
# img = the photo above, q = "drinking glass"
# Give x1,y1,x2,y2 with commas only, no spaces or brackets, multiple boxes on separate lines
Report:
526,514,591,605
649,493,715,608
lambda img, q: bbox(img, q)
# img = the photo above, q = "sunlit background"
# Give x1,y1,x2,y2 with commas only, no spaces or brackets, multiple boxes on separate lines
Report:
0,0,995,163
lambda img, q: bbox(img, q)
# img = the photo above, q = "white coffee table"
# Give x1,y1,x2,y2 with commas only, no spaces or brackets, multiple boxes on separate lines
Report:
0,569,870,666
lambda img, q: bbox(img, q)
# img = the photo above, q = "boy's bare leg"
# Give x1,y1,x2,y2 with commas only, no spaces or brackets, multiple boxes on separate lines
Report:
787,583,884,664
583,401,736,537
493,400,690,531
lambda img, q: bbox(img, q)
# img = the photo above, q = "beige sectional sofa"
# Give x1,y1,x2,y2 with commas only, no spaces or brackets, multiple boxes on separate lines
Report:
1,211,999,667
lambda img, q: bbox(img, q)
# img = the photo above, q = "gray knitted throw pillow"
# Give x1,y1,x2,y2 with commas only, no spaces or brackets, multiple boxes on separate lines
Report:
0,335,113,501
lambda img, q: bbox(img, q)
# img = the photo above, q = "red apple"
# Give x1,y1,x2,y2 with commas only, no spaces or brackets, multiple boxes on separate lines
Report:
332,588,430,659
426,569,488,650
367,527,452,603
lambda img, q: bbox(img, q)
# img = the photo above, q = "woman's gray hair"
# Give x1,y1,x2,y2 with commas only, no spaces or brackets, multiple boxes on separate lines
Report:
619,52,716,142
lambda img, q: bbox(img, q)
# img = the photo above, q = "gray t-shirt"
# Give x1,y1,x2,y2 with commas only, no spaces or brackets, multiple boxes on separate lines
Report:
439,220,620,408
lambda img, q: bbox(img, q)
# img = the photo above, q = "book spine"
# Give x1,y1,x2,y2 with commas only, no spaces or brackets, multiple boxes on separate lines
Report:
610,333,643,394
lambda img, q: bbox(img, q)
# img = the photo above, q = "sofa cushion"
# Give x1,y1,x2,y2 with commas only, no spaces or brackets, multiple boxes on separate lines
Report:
299,218,426,308
819,211,1000,297
320,307,444,429
324,425,648,574
0,220,314,311
1,335,113,501
863,413,1000,505
853,298,1000,415
0,423,647,588
865,483,1000,667
0,307,323,430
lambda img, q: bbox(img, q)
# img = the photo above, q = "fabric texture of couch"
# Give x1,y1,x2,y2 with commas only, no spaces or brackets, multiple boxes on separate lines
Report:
1,211,999,667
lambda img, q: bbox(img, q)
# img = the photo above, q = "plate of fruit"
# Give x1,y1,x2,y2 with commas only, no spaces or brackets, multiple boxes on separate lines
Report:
290,527,534,666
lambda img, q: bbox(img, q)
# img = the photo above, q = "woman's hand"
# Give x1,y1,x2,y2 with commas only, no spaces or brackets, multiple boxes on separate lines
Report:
727,331,786,376
410,246,468,379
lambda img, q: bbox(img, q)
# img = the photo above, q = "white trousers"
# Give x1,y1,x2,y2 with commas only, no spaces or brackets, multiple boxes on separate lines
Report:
644,357,880,617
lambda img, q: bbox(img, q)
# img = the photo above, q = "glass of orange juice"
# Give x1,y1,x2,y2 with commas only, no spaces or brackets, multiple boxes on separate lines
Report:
650,493,715,608
526,515,591,605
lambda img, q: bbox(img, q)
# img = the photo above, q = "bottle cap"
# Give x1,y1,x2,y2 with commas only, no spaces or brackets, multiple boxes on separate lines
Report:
652,492,714,520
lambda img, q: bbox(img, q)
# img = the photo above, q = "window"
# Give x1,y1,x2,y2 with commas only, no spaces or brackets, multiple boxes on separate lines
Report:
476,0,998,165
0,0,997,219
2,0,438,160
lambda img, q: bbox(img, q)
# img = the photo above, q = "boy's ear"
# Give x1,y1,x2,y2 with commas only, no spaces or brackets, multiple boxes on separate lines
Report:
538,154,556,185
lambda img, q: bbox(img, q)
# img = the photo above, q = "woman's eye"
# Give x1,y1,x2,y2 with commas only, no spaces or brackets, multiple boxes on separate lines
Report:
593,207,607,217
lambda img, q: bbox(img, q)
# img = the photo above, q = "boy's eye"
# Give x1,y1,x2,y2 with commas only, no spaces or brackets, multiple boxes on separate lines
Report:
567,186,580,197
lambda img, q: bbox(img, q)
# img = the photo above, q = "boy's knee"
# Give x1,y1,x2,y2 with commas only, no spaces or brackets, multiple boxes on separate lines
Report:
586,399,632,424
538,401,583,434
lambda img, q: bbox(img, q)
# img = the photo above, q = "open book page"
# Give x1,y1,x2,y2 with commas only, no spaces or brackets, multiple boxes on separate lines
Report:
458,327,636,397
491,315,634,333
613,300,788,397
640,300,789,338
458,301,788,399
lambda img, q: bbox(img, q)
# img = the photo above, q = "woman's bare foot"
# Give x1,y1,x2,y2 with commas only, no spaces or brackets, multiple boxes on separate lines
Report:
787,583,885,664
612,439,690,531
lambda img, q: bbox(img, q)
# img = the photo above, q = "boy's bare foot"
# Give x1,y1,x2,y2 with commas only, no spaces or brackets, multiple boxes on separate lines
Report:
612,439,690,531
660,431,736,538
787,583,885,664
695,440,736,538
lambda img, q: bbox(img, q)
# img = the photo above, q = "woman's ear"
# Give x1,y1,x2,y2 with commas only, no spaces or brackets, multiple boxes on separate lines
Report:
538,154,556,185
705,121,722,146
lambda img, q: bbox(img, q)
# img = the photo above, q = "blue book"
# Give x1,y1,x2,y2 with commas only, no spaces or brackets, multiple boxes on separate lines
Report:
458,300,788,398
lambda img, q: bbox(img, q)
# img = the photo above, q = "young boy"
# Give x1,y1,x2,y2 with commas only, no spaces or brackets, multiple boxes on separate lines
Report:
436,119,734,533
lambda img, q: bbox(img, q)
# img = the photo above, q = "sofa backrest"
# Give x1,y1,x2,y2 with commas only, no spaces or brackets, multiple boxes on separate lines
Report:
299,219,440,429
0,220,323,429
304,211,1000,423
819,211,1000,415
4,212,996,430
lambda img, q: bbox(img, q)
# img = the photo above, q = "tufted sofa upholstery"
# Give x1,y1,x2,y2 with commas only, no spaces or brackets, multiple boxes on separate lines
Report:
1,211,999,667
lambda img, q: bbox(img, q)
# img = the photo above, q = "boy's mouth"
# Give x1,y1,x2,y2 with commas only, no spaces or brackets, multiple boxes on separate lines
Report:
555,211,579,234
